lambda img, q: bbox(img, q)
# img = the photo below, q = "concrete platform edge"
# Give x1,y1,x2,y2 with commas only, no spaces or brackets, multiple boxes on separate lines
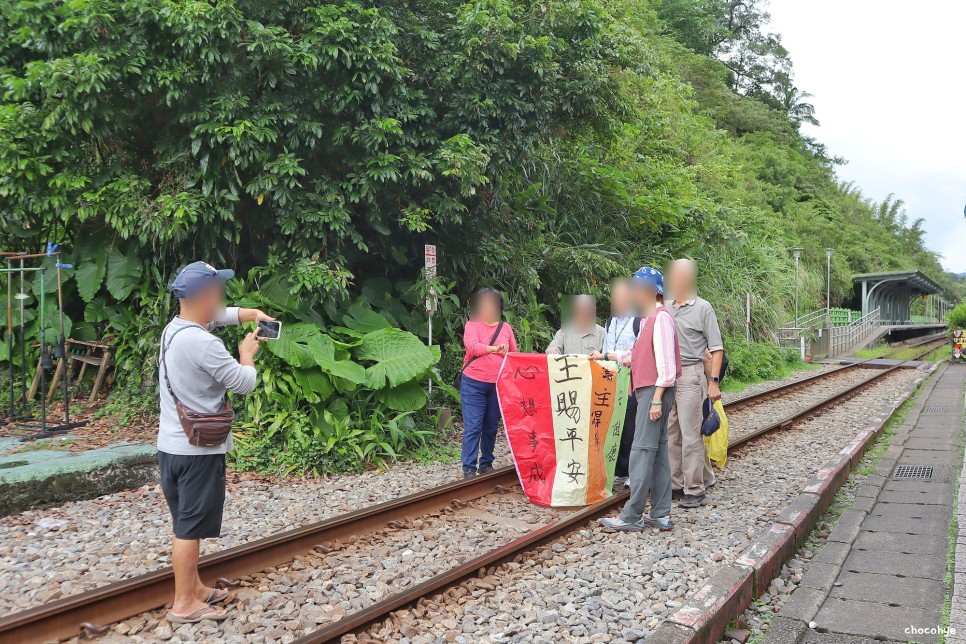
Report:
0,451,158,516
650,364,937,644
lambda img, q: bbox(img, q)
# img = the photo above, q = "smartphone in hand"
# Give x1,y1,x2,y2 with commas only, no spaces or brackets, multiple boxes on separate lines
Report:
257,320,282,340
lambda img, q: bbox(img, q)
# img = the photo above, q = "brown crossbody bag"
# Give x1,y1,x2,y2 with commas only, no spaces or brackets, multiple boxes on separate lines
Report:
160,323,235,447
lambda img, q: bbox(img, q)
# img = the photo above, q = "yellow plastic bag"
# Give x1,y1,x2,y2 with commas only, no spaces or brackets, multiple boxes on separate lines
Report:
704,399,729,468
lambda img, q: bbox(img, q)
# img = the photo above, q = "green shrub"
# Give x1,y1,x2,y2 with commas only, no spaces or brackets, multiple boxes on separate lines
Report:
724,339,802,385
948,303,966,331
223,278,457,476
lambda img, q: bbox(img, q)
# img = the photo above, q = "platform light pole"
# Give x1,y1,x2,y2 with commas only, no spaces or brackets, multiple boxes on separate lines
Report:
825,248,834,325
789,247,804,325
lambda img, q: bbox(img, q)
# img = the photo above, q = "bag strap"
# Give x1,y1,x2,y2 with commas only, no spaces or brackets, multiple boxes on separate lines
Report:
460,321,505,375
159,320,208,404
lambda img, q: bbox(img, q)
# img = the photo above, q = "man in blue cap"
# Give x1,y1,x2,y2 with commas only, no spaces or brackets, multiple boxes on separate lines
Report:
159,261,275,623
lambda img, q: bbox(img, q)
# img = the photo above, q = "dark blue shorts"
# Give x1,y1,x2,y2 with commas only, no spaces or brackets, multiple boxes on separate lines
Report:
158,452,226,540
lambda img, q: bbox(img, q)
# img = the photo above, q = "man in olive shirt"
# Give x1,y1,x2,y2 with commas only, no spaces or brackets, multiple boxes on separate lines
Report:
666,260,724,508
546,294,605,355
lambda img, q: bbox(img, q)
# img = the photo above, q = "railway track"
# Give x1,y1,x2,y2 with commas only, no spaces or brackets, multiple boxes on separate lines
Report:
0,343,945,643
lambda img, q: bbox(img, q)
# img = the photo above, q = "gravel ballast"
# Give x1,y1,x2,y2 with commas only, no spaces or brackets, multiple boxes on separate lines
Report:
358,368,923,643
0,364,924,643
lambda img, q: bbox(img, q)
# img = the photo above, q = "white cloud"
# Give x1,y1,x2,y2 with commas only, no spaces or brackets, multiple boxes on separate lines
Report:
768,0,966,273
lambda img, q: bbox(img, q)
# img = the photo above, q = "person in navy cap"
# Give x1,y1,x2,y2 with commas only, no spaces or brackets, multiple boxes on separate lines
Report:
599,266,681,532
158,261,275,623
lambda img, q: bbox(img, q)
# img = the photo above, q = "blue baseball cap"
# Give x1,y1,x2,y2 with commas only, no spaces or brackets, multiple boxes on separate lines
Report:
632,266,664,295
701,398,721,437
169,261,234,298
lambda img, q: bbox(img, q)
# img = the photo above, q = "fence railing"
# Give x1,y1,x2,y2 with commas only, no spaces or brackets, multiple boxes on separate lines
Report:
778,308,881,356
777,307,828,349
785,307,829,330
827,308,880,356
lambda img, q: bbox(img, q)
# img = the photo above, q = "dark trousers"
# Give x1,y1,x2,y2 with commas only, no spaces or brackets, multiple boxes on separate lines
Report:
614,393,639,478
460,375,500,473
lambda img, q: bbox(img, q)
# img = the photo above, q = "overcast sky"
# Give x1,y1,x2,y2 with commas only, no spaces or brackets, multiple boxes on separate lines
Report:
767,0,966,274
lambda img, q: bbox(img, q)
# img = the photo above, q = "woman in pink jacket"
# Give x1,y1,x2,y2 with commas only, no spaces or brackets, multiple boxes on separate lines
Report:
459,288,517,478
600,267,681,532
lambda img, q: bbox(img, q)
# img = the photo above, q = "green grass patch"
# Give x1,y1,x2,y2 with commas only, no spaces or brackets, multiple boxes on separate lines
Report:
409,436,462,464
721,361,820,395
924,345,953,363
855,341,950,362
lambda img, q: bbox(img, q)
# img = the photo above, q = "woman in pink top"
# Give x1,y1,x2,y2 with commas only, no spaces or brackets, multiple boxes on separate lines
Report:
459,288,517,478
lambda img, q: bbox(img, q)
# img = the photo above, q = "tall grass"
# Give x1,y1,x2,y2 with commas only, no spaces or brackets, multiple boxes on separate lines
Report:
697,234,801,340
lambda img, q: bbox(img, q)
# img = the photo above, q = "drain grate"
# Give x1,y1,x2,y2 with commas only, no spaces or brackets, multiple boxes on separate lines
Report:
924,405,950,413
893,464,934,480
936,384,958,389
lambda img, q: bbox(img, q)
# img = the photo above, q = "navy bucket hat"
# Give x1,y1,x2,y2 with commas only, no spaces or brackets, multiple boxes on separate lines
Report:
701,397,721,437
169,261,234,299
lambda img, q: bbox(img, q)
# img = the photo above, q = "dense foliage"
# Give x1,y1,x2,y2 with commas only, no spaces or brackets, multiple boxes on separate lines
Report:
948,303,966,332
0,0,961,472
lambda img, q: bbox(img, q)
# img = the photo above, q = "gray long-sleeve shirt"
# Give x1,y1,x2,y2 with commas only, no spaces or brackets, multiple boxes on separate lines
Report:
157,308,257,455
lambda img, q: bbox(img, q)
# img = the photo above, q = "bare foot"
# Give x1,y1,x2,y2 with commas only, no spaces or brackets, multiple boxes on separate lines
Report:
170,598,227,620
196,586,230,604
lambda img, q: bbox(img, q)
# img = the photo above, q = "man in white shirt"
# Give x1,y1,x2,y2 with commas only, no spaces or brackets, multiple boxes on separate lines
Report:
158,261,274,623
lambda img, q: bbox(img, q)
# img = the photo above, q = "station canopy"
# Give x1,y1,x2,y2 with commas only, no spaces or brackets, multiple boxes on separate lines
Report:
853,270,943,324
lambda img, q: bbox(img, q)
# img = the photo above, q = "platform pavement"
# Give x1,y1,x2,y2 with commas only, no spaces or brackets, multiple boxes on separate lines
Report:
0,436,156,515
766,362,966,644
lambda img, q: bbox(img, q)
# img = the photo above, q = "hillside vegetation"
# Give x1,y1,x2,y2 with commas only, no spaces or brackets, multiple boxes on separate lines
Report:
1,0,960,473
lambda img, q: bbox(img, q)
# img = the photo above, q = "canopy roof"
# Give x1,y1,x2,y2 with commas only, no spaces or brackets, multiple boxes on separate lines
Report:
853,270,943,297
853,270,944,322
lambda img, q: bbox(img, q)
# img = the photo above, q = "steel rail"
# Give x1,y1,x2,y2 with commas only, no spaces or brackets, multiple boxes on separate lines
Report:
293,346,944,643
905,334,949,349
726,359,874,411
1,344,944,642
727,335,945,412
0,468,518,643
729,343,939,445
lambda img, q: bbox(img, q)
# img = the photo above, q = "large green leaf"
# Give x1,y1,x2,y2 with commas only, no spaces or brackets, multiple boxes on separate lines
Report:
84,297,109,323
375,379,427,412
308,334,366,384
355,327,436,389
105,248,143,300
75,247,107,302
342,303,391,334
70,321,98,341
266,322,320,368
45,302,72,340
31,257,60,295
293,368,334,403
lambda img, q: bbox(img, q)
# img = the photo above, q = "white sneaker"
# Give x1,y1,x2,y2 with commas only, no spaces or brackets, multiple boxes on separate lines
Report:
599,516,645,532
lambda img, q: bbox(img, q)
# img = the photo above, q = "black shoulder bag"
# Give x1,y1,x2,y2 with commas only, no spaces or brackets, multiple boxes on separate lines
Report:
160,323,235,447
454,321,505,389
